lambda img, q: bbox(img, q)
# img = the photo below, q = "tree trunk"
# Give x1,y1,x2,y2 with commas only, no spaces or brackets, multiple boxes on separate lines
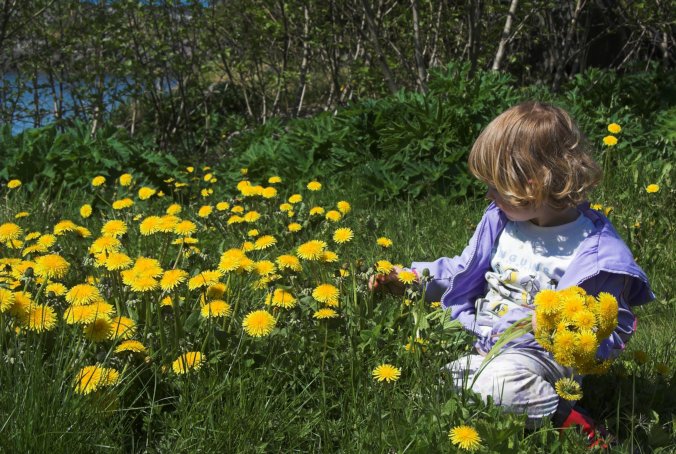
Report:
359,0,398,93
467,0,483,78
552,0,585,92
492,0,518,71
410,0,427,92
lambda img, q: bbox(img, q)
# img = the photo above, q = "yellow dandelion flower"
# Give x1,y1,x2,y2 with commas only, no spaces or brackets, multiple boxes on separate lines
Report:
376,260,394,274
45,282,67,296
80,204,92,218
201,300,232,318
213,202,229,212
336,201,351,214
279,203,292,212
64,304,98,324
313,284,339,306
92,175,106,187
603,135,618,146
247,229,260,237
188,270,222,290
119,173,133,186
276,254,302,272
297,240,327,260
90,236,121,255
555,377,583,401
206,282,227,299
607,123,621,134
255,260,276,277
160,269,188,292
268,176,282,184
24,232,41,241
309,206,325,216
261,187,277,198
166,203,182,215
397,270,417,285
288,222,302,232
84,317,113,342
325,210,341,222
53,220,78,235
66,284,101,306
645,184,660,193
14,211,29,219
266,289,296,309
9,291,31,317
288,194,303,204
242,241,255,252
218,248,247,273
307,181,322,191
110,316,136,340
597,292,618,321
313,308,338,319
103,252,132,271
24,304,57,332
572,310,596,331
7,179,22,189
322,251,339,262
333,228,354,244
115,340,146,354
139,216,163,236
242,310,276,337
372,363,401,383
101,220,128,238
552,330,576,367
138,187,156,200
174,220,197,236
112,198,134,210
198,205,213,218
121,271,159,293
34,254,70,280
576,330,599,358
186,166,194,173
534,289,562,315
376,237,393,248
560,295,585,321
157,215,179,233
200,188,212,198
448,425,482,451
74,365,120,395
243,211,261,223
254,235,277,250
0,223,22,242
0,287,14,312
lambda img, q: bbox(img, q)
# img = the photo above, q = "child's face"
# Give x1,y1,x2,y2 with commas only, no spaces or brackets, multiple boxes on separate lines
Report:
486,186,540,222
485,186,578,227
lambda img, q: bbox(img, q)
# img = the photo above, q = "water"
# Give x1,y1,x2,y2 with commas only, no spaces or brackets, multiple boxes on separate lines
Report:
1,72,135,135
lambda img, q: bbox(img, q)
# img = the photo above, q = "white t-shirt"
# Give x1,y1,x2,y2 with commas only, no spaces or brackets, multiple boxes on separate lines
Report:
473,212,596,339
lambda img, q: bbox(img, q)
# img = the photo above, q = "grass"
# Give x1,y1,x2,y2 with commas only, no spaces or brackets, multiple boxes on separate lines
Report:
0,163,673,453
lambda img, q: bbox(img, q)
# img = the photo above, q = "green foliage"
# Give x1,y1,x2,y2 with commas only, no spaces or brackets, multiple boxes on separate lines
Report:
232,62,520,201
0,122,180,192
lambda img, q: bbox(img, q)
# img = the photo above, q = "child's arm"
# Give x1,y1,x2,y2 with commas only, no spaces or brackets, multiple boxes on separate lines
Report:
586,272,639,361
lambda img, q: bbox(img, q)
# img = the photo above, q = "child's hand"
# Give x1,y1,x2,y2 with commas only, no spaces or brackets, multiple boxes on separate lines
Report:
531,310,538,331
368,266,408,296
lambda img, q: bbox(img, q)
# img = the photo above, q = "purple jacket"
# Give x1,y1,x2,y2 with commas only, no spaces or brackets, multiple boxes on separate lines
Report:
411,202,654,360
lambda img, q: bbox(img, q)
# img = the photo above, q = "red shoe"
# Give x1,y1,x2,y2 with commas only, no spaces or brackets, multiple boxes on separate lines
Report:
555,403,610,449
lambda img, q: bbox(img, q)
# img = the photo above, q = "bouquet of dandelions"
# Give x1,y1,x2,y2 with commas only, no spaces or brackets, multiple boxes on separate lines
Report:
484,286,619,401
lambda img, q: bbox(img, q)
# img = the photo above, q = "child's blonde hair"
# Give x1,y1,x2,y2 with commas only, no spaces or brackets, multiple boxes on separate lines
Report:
468,101,602,209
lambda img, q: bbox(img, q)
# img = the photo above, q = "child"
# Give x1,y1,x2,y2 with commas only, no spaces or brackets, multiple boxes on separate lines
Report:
371,102,654,443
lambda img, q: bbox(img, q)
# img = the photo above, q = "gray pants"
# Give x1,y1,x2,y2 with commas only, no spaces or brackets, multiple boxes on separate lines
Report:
446,349,577,428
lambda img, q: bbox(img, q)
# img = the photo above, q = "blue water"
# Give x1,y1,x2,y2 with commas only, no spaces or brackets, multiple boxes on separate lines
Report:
2,73,138,135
